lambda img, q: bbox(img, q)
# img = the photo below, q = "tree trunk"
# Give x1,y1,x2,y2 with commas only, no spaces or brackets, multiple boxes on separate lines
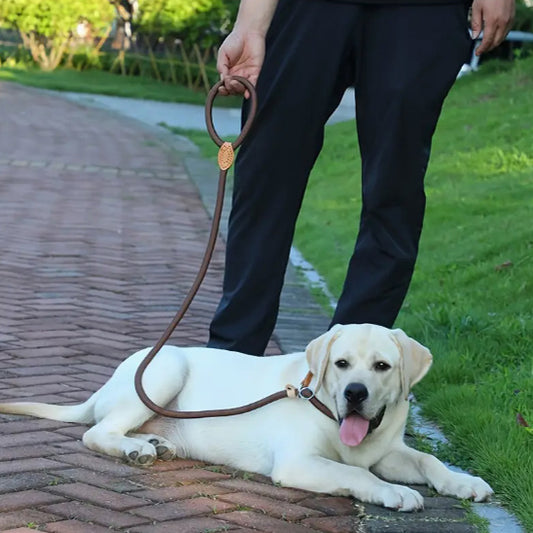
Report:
19,30,70,71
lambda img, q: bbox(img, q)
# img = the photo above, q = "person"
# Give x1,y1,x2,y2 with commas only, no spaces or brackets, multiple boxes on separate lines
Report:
207,0,515,356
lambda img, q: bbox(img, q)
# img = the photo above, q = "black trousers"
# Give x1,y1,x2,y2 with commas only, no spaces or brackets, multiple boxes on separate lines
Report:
208,0,473,355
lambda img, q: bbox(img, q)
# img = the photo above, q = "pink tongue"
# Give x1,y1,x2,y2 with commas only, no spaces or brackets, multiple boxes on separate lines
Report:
339,414,370,446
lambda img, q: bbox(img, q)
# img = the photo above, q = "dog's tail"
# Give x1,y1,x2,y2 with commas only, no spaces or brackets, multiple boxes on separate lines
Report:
0,394,98,424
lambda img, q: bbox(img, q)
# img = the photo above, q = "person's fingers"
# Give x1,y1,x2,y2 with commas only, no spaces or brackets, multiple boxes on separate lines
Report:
492,25,508,50
216,52,228,78
492,6,515,48
214,32,264,98
471,1,483,39
217,48,231,94
474,0,516,55
476,19,497,55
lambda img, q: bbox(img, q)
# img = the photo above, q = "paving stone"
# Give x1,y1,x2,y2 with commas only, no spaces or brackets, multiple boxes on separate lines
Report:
0,457,68,476
131,482,235,502
44,520,114,533
298,495,360,515
0,444,64,461
0,490,66,512
52,468,145,493
46,482,148,511
41,502,149,529
133,468,231,487
217,492,325,521
131,496,236,521
130,516,235,533
49,453,141,476
1,528,46,533
302,515,365,533
0,510,61,531
214,478,311,503
220,510,315,532
0,473,67,494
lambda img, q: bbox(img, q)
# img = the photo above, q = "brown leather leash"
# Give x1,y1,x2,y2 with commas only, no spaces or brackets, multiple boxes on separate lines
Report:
133,76,336,422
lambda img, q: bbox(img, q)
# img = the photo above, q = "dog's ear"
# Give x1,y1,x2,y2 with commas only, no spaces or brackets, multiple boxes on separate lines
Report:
391,328,433,401
305,324,343,392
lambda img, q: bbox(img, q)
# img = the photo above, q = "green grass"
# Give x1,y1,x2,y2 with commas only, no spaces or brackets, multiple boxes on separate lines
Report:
0,66,241,107
165,58,533,529
294,58,533,530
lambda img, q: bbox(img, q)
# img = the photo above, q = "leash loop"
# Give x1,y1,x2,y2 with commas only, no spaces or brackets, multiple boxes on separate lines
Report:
205,76,258,149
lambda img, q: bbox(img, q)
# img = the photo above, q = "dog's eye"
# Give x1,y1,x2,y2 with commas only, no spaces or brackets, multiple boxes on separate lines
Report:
373,361,391,372
335,359,349,369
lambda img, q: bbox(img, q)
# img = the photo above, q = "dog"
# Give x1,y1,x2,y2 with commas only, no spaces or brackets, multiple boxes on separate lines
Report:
0,323,492,511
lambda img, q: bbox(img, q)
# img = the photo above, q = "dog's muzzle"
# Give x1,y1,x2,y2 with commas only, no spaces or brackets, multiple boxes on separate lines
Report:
338,383,386,447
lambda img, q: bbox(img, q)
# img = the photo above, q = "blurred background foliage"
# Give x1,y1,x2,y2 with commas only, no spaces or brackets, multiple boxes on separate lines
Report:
0,0,238,90
0,0,530,92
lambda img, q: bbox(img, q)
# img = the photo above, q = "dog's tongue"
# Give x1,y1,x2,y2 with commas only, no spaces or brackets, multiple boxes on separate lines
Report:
339,414,370,446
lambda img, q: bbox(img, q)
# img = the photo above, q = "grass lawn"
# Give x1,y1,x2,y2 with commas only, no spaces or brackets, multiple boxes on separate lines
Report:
169,58,533,529
0,66,241,108
294,58,533,530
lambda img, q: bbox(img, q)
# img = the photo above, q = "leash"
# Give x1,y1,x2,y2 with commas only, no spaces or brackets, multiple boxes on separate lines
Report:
133,76,336,422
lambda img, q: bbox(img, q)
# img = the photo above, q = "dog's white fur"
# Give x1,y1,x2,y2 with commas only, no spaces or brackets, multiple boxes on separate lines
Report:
0,323,492,511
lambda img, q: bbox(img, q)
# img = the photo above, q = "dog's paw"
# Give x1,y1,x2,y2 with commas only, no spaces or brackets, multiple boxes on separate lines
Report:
379,484,424,512
122,440,157,466
148,436,177,461
126,433,177,462
435,472,493,502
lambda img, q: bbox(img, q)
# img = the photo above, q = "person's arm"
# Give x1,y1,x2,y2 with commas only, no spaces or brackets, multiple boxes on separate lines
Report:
471,0,515,56
217,0,279,96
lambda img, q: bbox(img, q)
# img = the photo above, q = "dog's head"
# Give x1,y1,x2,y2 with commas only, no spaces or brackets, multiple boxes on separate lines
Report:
305,323,432,446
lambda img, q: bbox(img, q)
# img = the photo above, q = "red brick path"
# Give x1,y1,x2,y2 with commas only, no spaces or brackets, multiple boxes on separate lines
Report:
0,83,368,532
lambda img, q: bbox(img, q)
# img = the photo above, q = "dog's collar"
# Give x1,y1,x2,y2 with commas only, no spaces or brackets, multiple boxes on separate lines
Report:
285,371,337,421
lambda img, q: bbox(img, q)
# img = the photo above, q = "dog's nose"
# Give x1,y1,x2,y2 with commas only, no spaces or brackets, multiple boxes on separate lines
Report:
344,383,368,406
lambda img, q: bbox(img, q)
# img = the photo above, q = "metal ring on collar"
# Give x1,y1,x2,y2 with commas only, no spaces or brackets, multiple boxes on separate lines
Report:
298,387,315,400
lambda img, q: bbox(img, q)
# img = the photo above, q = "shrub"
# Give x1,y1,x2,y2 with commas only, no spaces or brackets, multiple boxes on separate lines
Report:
0,0,114,71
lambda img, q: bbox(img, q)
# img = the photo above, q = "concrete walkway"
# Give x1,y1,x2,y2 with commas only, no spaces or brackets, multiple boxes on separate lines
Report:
0,82,518,532
44,88,357,136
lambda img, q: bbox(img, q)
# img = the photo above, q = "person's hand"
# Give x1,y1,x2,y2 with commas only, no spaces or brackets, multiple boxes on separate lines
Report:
472,0,515,56
216,30,265,98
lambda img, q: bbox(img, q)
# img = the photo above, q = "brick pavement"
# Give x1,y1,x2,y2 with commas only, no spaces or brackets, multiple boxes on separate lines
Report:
0,82,480,532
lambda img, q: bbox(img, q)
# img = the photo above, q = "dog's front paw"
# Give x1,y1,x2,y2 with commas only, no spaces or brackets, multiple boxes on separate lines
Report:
435,472,493,502
379,484,424,512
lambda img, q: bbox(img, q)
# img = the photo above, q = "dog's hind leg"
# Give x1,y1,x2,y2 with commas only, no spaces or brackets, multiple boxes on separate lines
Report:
83,410,178,465
83,419,157,465
81,348,189,465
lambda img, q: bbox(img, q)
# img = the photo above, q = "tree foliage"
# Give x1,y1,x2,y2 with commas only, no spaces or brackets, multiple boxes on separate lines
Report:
136,0,235,47
0,0,114,70
515,0,533,32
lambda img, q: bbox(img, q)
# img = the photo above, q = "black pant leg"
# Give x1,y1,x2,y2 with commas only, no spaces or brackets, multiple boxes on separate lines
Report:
331,4,473,329
208,0,360,355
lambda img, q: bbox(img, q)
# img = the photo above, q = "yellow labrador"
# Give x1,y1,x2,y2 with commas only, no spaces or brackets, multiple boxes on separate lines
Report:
0,323,492,511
